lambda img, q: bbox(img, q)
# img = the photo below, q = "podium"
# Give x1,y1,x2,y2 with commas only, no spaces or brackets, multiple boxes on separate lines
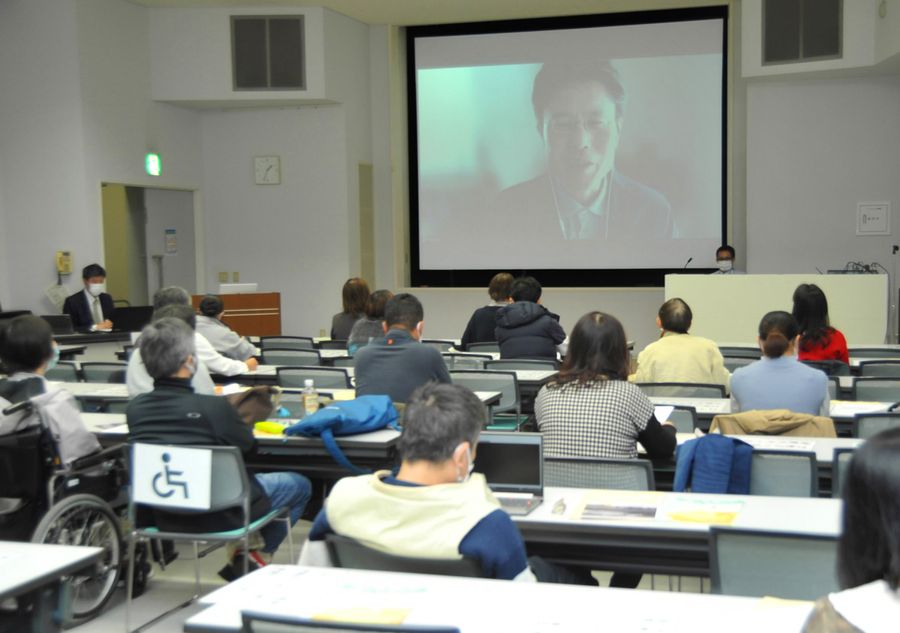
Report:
192,292,281,337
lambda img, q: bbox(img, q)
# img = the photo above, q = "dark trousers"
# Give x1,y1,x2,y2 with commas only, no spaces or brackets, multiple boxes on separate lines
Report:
528,556,642,588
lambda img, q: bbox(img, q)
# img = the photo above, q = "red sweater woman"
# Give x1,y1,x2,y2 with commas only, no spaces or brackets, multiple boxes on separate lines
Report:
792,284,849,365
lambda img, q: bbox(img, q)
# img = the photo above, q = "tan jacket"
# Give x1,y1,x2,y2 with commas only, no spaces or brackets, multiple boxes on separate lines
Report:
710,409,836,437
631,332,731,392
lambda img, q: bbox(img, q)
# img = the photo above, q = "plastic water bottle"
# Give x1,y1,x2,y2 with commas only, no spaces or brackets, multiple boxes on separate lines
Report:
302,379,319,416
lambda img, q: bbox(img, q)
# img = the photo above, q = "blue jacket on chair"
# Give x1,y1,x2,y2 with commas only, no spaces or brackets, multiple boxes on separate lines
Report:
673,434,752,494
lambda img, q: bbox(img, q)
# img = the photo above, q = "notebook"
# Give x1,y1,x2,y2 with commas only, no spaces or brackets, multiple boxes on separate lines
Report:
112,306,154,332
41,314,74,335
473,432,543,516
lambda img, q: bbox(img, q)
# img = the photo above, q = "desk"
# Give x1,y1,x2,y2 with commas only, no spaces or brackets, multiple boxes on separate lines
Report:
0,541,103,632
516,487,840,577
54,331,132,346
183,565,812,633
56,344,86,360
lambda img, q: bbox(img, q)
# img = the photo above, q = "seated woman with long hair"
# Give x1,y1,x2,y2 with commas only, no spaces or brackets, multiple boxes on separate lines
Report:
792,283,849,365
730,311,830,416
802,427,900,632
536,311,676,460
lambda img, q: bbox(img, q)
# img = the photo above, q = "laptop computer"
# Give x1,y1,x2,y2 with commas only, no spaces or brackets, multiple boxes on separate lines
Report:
41,314,75,335
112,306,154,332
473,432,543,516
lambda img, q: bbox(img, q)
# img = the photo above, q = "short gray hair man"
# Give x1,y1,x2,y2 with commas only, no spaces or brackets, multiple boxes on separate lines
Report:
152,286,191,311
139,317,196,380
398,382,485,463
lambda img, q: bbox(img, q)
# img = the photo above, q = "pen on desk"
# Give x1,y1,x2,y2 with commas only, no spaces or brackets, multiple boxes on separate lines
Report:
552,498,566,515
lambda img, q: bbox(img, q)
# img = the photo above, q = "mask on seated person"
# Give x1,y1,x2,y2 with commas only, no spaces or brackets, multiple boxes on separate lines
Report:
88,283,106,297
47,346,60,371
716,259,733,273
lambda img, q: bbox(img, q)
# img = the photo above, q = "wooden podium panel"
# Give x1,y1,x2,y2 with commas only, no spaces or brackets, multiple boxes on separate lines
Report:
192,292,281,337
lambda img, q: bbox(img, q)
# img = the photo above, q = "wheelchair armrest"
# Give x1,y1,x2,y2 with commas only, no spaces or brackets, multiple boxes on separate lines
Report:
69,443,127,472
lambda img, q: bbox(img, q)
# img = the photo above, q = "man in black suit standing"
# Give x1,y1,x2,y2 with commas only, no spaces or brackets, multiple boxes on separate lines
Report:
62,263,114,331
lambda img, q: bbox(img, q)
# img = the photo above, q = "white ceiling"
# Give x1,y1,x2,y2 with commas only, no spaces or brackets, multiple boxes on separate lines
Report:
126,0,720,26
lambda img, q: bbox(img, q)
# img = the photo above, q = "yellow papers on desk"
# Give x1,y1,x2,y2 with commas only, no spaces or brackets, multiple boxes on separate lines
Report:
313,607,411,625
576,490,664,521
659,495,744,525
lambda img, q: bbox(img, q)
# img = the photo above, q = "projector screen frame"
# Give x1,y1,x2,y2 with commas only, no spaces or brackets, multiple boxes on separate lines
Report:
406,5,729,288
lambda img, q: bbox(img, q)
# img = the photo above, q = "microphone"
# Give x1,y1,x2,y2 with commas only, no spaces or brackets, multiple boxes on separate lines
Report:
683,257,693,270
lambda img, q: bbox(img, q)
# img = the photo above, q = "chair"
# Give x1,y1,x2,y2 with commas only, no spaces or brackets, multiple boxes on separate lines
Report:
241,610,461,632
420,339,456,352
717,346,760,359
330,356,357,368
324,533,483,578
852,412,900,439
544,456,655,490
636,382,726,399
831,448,856,498
80,361,127,384
723,356,755,372
441,353,491,370
466,342,500,354
827,376,839,401
126,443,293,632
709,527,839,600
448,369,521,430
853,377,900,402
276,366,352,389
749,450,817,497
259,336,315,350
484,359,559,371
665,405,698,433
848,347,900,359
858,360,900,377
262,348,322,366
44,360,80,382
802,359,851,376
317,339,348,350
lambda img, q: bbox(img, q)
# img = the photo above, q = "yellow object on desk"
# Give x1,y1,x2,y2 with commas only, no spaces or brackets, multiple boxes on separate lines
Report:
254,421,286,435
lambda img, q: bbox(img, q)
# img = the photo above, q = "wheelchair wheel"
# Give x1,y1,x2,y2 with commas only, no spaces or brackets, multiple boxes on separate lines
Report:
31,493,122,623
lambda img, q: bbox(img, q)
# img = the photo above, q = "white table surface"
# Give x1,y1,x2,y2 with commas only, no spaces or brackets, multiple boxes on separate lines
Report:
184,565,812,633
0,541,104,601
51,381,129,398
649,395,891,420
660,433,863,464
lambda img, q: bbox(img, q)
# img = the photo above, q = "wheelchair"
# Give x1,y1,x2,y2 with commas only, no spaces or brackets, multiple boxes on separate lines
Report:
0,397,149,628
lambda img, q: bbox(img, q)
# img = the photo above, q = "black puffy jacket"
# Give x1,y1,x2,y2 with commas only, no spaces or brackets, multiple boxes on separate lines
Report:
495,302,566,360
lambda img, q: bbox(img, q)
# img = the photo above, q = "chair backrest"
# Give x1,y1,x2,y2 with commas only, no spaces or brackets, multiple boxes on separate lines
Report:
484,359,559,371
853,377,900,402
717,346,760,359
324,533,483,578
44,361,80,382
849,347,900,359
0,426,46,500
241,611,461,633
420,339,456,352
749,450,817,497
852,412,900,439
543,456,655,490
710,527,839,600
666,405,697,433
330,356,357,368
831,447,856,498
827,376,839,401
723,356,755,372
80,362,127,384
262,348,322,366
448,370,519,415
441,353,491,370
259,336,315,350
276,366,351,389
858,361,900,377
636,382,726,399
801,360,851,376
466,342,500,354
317,339,348,350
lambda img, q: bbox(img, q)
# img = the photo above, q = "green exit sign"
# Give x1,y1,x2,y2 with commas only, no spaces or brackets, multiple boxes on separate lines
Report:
145,153,161,176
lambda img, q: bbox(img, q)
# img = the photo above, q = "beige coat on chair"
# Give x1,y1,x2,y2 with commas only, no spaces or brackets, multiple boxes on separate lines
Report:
710,409,836,437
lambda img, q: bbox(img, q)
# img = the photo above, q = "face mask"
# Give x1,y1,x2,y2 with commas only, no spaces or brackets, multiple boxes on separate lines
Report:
716,259,733,273
47,346,60,371
88,283,106,297
457,445,475,483
184,358,197,377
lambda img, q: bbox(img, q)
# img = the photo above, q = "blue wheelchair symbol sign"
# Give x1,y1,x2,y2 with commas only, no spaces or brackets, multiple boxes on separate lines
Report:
152,452,190,499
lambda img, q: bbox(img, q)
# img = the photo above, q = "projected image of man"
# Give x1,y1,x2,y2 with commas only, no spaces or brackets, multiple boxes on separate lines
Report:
496,60,672,241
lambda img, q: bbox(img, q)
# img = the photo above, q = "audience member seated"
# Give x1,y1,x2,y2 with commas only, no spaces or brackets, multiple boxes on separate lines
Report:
354,293,450,402
126,287,256,396
459,272,513,350
127,317,311,580
631,298,730,392
196,294,257,361
710,244,741,274
730,311,829,416
62,263,115,331
347,289,394,355
331,277,369,341
802,427,900,632
299,382,535,581
495,276,566,360
0,315,100,467
792,283,849,365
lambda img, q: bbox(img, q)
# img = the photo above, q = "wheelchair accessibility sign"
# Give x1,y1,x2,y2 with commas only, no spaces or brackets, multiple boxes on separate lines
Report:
132,444,212,510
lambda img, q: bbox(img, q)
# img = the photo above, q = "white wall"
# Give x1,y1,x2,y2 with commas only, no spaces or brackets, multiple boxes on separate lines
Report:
876,0,900,62
746,74,900,274
145,188,196,294
199,106,350,336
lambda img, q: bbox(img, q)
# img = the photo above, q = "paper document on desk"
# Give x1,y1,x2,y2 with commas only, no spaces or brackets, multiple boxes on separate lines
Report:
830,401,889,417
742,437,815,452
660,496,744,525
577,490,662,521
654,405,674,423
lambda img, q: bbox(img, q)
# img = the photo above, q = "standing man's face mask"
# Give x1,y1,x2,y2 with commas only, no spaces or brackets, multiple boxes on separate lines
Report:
716,259,733,273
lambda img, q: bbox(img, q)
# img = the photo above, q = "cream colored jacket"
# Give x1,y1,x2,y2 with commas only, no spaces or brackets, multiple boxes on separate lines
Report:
632,332,731,392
